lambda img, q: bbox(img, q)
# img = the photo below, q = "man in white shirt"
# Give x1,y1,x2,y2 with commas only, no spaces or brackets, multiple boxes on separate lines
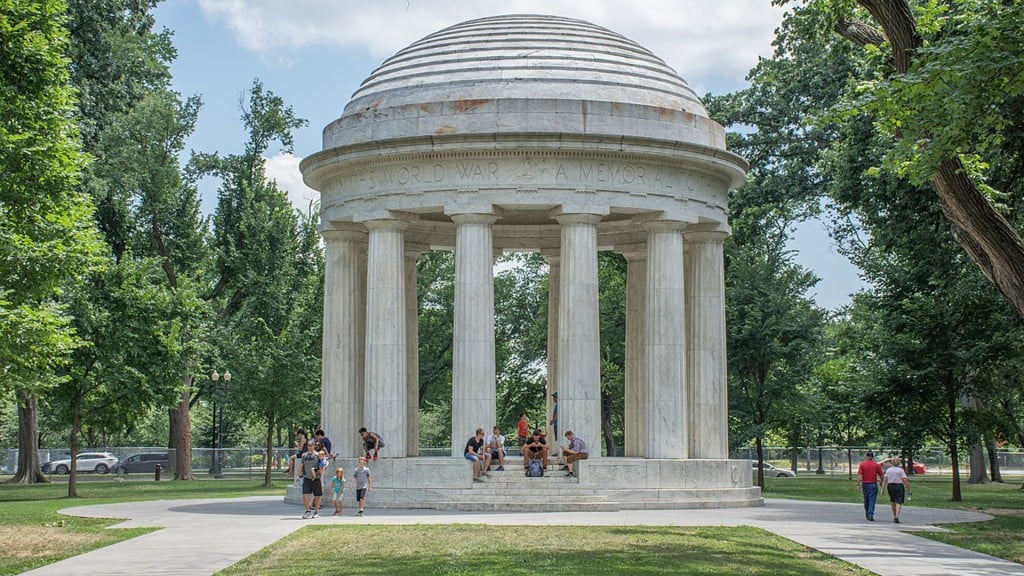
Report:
484,426,506,472
881,458,911,523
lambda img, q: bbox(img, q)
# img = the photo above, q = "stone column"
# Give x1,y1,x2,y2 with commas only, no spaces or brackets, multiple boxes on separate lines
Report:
364,219,408,457
555,213,603,457
542,250,560,441
405,245,425,457
685,227,729,458
321,227,366,458
620,246,647,457
644,221,687,459
451,213,498,456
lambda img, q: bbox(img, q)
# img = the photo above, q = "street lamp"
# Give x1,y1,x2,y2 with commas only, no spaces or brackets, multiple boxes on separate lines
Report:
210,370,231,478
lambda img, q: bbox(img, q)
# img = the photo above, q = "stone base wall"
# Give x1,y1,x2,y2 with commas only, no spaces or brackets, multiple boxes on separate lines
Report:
285,457,763,511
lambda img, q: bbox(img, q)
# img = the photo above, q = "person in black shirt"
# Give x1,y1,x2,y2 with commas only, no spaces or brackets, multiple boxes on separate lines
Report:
522,429,548,470
464,428,492,482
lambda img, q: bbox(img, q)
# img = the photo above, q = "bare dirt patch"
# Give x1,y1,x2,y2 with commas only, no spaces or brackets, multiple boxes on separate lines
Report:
981,508,1024,517
0,525,104,559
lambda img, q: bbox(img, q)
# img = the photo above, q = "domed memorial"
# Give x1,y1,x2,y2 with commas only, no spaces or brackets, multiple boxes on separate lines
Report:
299,14,759,510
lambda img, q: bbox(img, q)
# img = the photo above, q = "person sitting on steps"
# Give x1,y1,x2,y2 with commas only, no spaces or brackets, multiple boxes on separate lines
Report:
561,430,589,478
485,425,506,472
522,429,548,471
465,428,492,482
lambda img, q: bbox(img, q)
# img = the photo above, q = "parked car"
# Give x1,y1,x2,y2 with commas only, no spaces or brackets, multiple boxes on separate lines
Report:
752,460,796,478
115,452,169,474
912,462,926,475
41,452,119,475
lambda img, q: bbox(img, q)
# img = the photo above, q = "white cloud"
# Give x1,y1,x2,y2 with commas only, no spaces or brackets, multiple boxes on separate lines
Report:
264,152,318,213
197,0,784,84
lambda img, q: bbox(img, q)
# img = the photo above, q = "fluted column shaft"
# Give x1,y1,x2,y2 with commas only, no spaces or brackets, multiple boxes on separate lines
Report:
451,214,498,456
543,252,560,441
321,228,366,457
555,213,603,457
685,229,729,458
364,219,408,457
405,247,424,456
644,222,687,459
622,248,647,457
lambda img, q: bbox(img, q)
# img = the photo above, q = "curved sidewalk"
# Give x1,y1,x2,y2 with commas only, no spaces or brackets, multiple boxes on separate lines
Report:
21,497,1024,576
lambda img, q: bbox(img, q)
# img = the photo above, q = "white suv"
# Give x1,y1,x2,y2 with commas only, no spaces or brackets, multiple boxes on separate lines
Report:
43,452,119,475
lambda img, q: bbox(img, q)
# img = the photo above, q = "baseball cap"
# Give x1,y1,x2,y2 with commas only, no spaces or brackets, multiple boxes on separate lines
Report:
865,451,874,458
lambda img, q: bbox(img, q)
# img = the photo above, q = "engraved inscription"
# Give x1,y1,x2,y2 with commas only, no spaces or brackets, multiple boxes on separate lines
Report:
351,158,712,194
367,161,500,189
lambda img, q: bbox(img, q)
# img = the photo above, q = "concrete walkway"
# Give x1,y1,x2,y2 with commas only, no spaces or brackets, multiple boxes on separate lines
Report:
21,497,1024,576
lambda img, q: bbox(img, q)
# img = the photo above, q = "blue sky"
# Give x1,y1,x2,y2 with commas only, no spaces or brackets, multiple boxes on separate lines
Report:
154,0,863,310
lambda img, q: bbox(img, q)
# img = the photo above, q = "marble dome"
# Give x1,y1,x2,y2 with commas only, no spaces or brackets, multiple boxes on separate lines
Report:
345,14,707,116
319,14,730,155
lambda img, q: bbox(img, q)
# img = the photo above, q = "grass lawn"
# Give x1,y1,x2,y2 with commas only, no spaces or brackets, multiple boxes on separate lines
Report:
0,479,289,576
219,524,872,576
764,474,1024,565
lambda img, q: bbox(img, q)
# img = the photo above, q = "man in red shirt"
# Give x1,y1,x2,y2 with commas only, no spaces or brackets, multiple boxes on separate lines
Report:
856,451,885,521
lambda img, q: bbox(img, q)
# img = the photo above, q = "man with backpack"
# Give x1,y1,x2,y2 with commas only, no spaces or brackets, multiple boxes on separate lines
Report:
522,429,548,474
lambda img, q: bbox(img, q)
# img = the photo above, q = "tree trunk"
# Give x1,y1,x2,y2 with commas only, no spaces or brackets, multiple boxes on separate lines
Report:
169,377,194,480
947,385,962,502
985,434,1003,483
264,415,275,488
755,434,765,489
68,396,82,498
856,0,1024,321
10,390,48,484
600,390,615,457
967,439,987,484
847,448,853,480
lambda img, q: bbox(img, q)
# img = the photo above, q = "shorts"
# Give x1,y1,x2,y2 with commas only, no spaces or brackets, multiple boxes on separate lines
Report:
565,452,589,464
887,484,905,504
302,477,323,497
526,446,544,455
333,490,344,502
490,450,503,460
356,488,368,501
465,453,487,463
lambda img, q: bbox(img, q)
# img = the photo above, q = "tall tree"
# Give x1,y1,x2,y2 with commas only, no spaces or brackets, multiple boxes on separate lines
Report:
92,88,211,479
54,259,181,496
196,80,316,486
803,0,1024,320
1,0,103,484
726,213,824,489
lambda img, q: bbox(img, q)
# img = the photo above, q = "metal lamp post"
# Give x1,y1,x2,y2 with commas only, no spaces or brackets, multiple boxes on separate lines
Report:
210,370,231,478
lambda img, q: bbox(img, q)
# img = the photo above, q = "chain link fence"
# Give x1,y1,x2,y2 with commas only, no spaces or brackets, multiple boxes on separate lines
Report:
5,445,1023,478
1,446,293,479
730,446,1024,476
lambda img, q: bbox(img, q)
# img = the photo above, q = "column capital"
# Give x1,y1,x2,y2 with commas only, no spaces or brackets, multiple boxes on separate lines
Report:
684,223,731,243
614,242,647,261
364,218,410,232
321,224,366,244
450,212,499,226
405,243,430,258
540,248,560,266
553,213,603,226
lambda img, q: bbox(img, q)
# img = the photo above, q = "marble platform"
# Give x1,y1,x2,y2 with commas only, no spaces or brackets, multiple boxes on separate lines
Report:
284,457,763,511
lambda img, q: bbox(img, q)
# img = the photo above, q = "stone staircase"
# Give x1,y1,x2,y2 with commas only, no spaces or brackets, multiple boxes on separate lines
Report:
285,455,764,511
449,458,622,512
